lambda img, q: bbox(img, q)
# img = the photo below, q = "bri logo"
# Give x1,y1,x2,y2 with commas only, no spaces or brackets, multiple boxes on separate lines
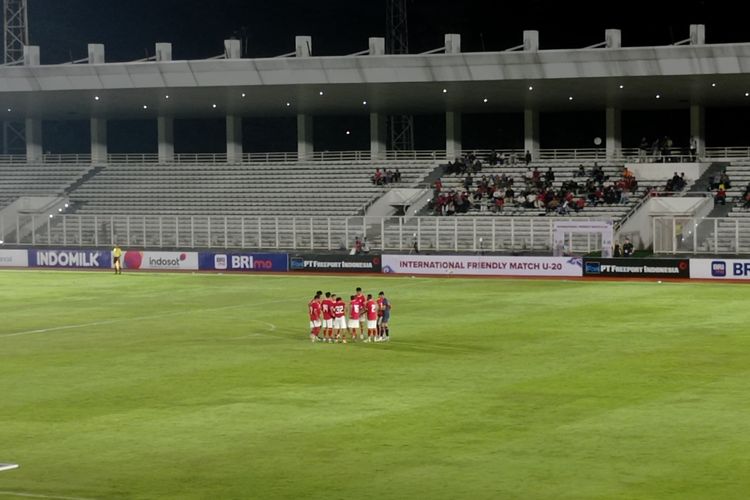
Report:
214,254,228,270
711,261,726,277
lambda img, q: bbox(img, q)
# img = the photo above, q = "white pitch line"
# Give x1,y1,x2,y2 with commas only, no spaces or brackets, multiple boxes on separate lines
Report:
0,491,97,500
1,300,294,339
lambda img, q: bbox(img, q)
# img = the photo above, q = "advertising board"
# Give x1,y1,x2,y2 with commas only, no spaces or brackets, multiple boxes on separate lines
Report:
0,249,28,267
199,252,288,272
381,255,583,277
289,254,382,273
122,251,198,271
583,258,689,278
690,259,750,280
29,249,111,269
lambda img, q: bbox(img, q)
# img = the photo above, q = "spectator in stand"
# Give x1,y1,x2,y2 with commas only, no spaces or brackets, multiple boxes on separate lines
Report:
715,186,727,205
613,242,622,257
394,168,402,182
525,150,532,165
622,238,634,257
487,150,499,166
353,236,363,254
720,171,731,189
545,167,555,185
574,197,586,213
576,164,586,177
372,168,384,185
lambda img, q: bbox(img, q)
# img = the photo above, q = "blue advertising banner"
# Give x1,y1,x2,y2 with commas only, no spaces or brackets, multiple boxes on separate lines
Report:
198,252,288,272
29,249,112,269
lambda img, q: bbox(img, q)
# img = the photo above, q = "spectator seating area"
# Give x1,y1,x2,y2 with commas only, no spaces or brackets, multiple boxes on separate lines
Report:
67,161,436,217
0,163,94,208
432,161,643,222
701,161,750,253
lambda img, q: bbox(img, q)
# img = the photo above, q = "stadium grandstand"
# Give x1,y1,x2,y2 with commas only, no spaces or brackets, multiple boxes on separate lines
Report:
3,24,750,254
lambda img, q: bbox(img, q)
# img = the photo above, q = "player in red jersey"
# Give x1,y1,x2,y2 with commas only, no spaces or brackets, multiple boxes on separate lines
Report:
354,287,367,340
331,296,346,343
364,294,379,342
308,293,322,342
347,295,362,343
321,292,334,340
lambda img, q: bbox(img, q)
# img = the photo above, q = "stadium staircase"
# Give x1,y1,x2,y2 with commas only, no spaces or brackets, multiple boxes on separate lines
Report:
0,163,98,210
697,160,750,253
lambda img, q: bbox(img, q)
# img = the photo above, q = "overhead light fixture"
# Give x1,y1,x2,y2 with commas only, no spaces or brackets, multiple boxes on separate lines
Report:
94,96,100,101
241,93,246,98
143,105,148,109
483,98,488,103
165,95,170,99
345,130,351,135
442,88,447,93
319,91,324,96
212,104,217,109
568,96,573,101
656,94,661,99
285,102,291,107
362,100,367,105
711,83,717,87
528,86,533,91
619,84,624,89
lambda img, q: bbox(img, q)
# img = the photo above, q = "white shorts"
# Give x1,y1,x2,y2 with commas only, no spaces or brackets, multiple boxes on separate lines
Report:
348,319,359,329
323,318,333,329
309,320,321,328
333,317,346,330
367,320,377,330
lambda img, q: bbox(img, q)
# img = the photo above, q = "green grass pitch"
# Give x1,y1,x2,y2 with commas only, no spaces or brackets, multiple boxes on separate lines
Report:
1,270,750,499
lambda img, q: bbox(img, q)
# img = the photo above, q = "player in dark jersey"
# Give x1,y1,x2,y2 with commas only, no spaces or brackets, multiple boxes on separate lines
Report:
377,291,391,342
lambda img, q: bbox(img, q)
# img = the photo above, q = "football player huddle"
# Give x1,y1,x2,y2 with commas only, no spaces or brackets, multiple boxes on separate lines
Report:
308,287,391,343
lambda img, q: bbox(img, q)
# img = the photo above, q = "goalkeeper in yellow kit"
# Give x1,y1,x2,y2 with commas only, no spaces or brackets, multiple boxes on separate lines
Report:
113,244,123,274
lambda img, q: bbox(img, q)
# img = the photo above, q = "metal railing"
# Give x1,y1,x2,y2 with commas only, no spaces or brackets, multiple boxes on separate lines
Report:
653,215,750,254
0,213,607,255
2,147,749,166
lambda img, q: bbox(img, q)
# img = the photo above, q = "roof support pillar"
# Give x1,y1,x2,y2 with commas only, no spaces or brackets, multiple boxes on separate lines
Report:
158,116,174,163
295,36,312,57
523,31,539,51
368,37,385,55
605,29,621,48
446,111,462,161
25,118,42,162
155,43,172,61
23,45,40,65
297,114,314,160
690,24,705,45
370,112,387,160
226,115,243,163
90,118,107,164
606,106,622,158
524,109,539,160
690,104,705,159
445,34,461,54
23,47,41,161
87,44,105,64
224,39,241,59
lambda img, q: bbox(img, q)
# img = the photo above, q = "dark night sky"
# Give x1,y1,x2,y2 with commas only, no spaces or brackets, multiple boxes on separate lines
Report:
23,0,750,153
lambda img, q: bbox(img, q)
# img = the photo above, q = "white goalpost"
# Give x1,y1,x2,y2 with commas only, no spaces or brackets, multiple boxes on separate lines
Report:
552,220,614,258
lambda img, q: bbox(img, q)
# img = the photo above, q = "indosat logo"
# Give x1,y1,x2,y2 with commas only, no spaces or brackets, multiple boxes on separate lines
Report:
124,251,189,269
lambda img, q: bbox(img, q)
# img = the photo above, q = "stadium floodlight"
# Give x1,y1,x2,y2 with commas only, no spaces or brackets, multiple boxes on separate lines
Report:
94,96,100,101
0,463,19,472
528,85,533,91
0,240,4,244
